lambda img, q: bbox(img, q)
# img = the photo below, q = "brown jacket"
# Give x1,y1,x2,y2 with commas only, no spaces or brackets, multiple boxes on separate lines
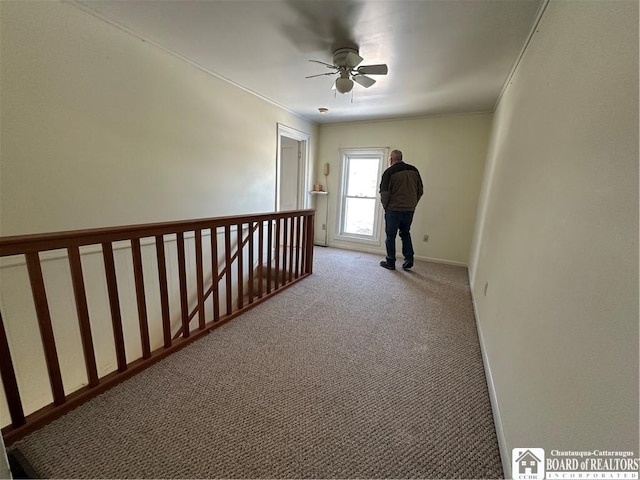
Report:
379,161,423,211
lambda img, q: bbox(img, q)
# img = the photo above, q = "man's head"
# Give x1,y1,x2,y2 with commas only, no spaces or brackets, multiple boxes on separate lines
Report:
389,149,403,165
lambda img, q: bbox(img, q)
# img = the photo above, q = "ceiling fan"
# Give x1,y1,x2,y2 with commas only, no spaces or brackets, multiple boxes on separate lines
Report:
306,48,388,94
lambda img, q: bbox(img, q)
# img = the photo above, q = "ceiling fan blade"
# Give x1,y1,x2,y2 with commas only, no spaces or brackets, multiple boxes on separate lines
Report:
357,64,388,75
344,51,363,67
309,59,337,69
353,74,376,88
306,72,337,79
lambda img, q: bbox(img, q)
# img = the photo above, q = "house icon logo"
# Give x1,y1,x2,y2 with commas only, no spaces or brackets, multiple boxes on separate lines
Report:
512,448,545,480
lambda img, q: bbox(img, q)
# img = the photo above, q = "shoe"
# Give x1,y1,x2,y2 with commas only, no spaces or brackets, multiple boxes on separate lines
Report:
402,261,413,270
379,260,396,270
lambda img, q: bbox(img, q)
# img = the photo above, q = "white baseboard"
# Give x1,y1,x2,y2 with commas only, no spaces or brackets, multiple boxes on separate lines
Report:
320,242,468,268
414,254,467,268
469,275,511,480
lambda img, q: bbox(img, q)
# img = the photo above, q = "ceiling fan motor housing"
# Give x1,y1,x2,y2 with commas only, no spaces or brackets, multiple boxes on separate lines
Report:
333,48,363,68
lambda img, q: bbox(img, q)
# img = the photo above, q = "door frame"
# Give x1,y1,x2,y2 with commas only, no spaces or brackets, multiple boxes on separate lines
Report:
276,124,311,211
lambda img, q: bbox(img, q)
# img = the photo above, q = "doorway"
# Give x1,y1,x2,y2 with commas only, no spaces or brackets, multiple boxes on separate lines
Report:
276,124,311,211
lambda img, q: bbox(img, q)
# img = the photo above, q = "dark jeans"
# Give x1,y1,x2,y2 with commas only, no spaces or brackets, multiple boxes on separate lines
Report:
384,210,415,265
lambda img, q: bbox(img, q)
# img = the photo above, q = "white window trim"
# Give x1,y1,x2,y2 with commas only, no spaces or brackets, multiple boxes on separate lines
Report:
334,148,389,246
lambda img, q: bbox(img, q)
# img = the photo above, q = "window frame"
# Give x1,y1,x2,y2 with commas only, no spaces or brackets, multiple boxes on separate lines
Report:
334,147,389,245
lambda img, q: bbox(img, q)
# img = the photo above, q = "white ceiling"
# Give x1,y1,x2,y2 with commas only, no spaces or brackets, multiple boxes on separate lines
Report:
74,0,544,124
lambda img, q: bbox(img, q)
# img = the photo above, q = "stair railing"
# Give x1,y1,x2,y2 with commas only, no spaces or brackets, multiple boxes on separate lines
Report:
0,209,315,445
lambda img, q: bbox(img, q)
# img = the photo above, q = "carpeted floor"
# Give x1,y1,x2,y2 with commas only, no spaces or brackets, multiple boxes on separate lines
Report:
10,247,503,479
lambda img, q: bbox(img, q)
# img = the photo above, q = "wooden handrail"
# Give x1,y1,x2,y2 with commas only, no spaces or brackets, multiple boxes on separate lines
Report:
0,209,315,445
0,211,314,256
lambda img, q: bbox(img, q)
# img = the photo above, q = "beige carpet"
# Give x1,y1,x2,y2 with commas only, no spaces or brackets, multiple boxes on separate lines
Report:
11,247,503,479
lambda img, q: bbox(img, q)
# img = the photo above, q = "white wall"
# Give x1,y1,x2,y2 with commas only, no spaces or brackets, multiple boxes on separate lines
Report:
316,114,492,265
0,0,316,427
469,0,639,475
0,0,316,236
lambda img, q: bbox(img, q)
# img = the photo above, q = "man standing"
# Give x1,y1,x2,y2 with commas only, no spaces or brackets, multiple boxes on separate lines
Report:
379,149,423,270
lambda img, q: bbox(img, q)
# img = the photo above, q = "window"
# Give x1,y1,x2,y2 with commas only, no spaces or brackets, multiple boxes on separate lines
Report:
335,148,388,245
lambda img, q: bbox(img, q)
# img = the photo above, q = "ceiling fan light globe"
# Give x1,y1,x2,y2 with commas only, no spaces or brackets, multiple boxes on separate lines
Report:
335,77,354,94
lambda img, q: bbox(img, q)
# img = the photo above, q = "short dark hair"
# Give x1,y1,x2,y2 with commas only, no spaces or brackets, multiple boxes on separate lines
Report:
390,149,403,162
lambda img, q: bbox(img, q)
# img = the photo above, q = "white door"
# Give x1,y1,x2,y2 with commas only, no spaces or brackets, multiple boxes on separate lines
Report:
279,136,300,211
276,124,310,213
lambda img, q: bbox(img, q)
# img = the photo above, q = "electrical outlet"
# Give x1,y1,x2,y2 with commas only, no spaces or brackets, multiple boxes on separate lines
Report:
423,235,429,242
322,224,326,230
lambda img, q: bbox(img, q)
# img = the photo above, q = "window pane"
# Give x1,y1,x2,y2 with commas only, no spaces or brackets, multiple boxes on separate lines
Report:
346,158,379,197
336,148,386,244
344,197,375,235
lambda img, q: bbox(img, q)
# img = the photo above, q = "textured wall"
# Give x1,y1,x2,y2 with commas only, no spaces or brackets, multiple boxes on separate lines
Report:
469,0,639,475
